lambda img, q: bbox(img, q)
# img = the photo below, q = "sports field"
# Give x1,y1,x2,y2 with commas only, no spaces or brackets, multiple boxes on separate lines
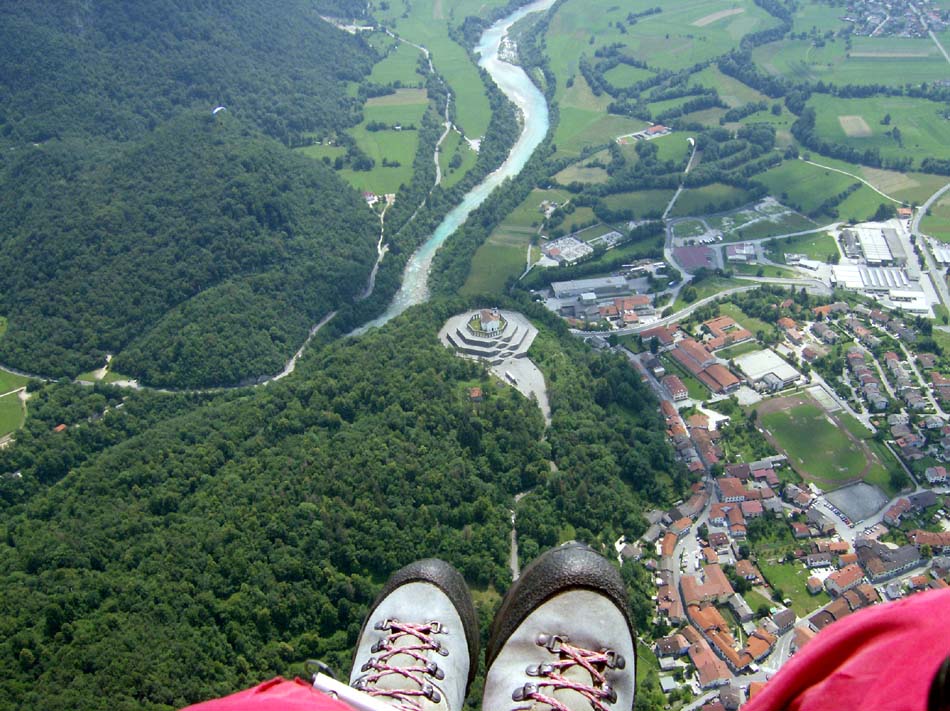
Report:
758,394,891,490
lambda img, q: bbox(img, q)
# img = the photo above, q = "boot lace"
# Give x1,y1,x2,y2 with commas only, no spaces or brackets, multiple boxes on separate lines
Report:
511,634,625,711
353,619,448,711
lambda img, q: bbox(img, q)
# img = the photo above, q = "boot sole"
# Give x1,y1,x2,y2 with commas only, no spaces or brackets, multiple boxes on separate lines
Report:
356,558,480,689
486,543,635,669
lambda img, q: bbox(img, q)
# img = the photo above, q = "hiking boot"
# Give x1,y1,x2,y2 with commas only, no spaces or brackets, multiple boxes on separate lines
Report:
349,559,478,711
483,543,636,711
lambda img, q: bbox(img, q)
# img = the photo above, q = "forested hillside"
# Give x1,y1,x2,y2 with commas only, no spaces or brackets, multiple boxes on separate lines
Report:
0,300,689,710
0,1,379,386
0,0,373,145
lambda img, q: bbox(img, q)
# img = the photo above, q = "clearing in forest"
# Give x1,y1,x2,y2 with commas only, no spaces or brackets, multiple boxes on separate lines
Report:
692,8,745,27
837,115,872,138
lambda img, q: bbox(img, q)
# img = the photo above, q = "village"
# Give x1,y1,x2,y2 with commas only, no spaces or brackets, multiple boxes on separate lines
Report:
608,288,950,710
839,0,950,38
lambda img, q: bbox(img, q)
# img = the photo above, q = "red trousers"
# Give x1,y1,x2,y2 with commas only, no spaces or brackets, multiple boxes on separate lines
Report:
182,678,355,711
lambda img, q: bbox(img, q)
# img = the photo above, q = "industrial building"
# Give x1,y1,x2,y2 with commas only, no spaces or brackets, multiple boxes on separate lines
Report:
734,350,801,392
550,276,630,300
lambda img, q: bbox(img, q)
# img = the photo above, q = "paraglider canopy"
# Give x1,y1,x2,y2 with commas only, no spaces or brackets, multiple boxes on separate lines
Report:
212,106,227,115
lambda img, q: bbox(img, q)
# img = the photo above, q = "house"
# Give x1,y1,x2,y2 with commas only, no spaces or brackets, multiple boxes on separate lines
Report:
807,576,823,594
53,424,67,433
909,530,950,554
728,593,754,623
662,374,689,401
771,608,796,634
682,626,732,689
792,522,812,539
856,538,921,582
884,498,912,526
825,564,865,596
671,517,693,538
717,477,748,503
655,634,690,657
926,466,949,486
736,559,763,584
681,564,736,605
740,500,764,519
468,387,483,402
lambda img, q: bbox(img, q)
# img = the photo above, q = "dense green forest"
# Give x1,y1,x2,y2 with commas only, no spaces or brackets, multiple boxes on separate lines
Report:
0,1,384,386
0,115,378,386
0,0,373,145
0,300,689,710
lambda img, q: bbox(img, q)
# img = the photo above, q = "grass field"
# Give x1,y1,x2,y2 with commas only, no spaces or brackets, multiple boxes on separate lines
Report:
368,38,426,86
766,230,839,263
438,130,478,189
759,398,891,490
0,392,25,438
372,0,501,138
718,303,778,340
553,108,646,160
673,276,747,311
462,227,532,295
672,219,707,238
338,89,429,194
690,65,771,108
603,189,676,219
755,159,888,221
806,94,950,168
669,183,754,218
753,34,950,87
758,560,830,617
554,160,610,185
921,191,950,242
0,369,28,394
604,63,656,88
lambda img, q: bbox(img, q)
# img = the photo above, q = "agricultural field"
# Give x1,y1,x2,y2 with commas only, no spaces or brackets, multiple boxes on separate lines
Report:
766,230,840,263
339,89,430,194
371,0,501,138
753,35,950,87
921,191,950,242
690,65,771,108
461,226,533,295
554,154,610,184
603,189,676,219
791,154,950,206
603,63,656,88
758,395,891,491
668,183,754,218
755,159,885,221
806,94,950,167
368,38,426,87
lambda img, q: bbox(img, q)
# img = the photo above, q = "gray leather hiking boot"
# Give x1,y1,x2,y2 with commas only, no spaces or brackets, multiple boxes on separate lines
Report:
350,559,478,711
483,543,636,711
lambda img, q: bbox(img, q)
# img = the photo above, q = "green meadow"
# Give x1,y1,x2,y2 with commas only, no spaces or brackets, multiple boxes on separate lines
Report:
754,34,950,87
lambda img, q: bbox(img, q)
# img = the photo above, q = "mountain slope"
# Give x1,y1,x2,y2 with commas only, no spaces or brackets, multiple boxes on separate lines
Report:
0,1,381,386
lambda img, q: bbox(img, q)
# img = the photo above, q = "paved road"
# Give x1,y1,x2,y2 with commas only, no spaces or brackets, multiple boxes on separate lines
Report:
913,182,950,313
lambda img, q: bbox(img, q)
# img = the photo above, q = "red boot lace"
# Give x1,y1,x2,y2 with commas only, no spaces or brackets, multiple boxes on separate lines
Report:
512,634,625,711
354,620,447,711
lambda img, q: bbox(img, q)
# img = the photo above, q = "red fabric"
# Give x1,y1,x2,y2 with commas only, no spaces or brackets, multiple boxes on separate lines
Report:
181,678,355,711
745,587,950,711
